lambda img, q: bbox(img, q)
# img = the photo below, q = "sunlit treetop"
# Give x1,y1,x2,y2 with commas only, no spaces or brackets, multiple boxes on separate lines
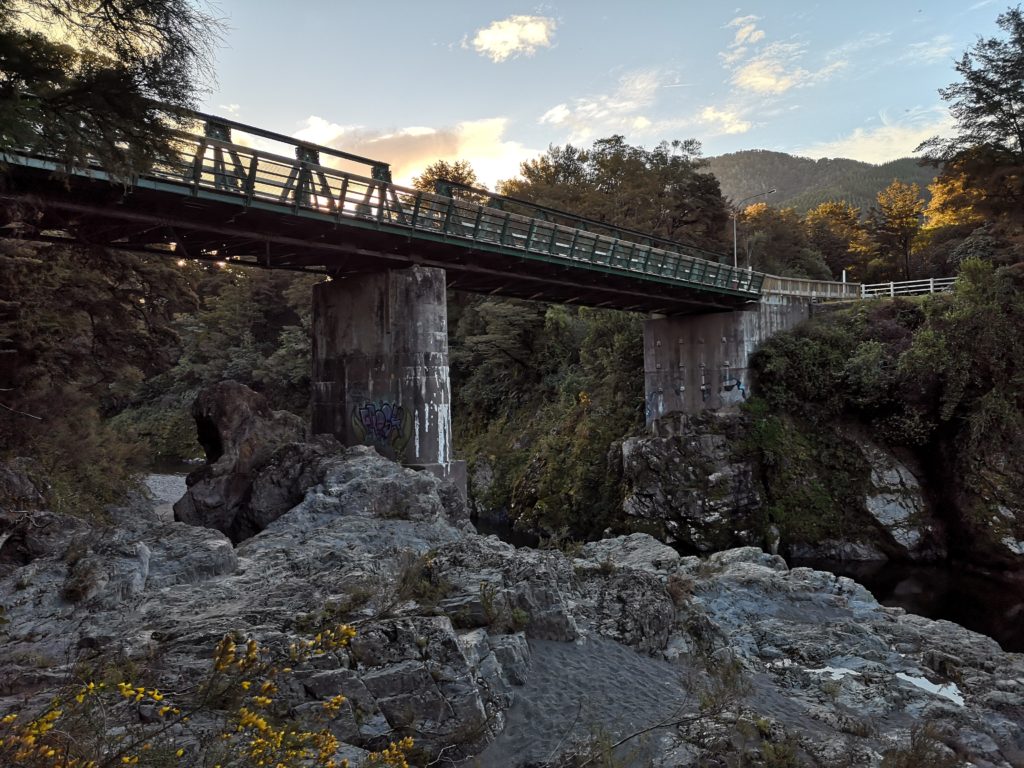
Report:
0,0,220,175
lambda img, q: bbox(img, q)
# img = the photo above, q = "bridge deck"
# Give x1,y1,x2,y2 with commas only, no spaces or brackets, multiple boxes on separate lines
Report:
2,115,768,314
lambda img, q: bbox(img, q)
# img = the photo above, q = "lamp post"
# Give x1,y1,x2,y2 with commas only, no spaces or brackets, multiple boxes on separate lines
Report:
732,188,776,268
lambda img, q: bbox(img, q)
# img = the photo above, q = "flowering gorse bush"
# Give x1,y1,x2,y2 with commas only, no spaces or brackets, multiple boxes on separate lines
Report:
0,624,415,768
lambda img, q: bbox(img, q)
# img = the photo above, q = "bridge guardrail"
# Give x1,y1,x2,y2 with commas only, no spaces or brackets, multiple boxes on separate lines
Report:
861,277,956,298
760,274,862,299
143,133,766,297
4,115,767,299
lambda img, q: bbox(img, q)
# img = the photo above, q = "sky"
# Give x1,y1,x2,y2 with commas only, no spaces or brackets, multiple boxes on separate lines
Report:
201,1,1009,189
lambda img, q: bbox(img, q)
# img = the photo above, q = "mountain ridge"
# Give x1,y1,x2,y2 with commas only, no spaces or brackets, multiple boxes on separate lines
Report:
704,149,939,214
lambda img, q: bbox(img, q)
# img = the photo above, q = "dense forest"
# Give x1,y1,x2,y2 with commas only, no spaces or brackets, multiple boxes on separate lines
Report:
705,151,939,213
1,4,1023,555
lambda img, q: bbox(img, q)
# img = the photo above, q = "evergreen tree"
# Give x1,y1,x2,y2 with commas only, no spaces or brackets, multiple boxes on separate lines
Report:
917,6,1024,225
869,181,926,280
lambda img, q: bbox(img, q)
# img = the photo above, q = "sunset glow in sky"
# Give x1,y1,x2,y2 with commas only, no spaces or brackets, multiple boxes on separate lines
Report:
203,1,1007,188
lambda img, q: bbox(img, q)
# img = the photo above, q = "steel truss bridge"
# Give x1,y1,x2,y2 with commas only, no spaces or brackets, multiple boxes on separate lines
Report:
0,111,857,314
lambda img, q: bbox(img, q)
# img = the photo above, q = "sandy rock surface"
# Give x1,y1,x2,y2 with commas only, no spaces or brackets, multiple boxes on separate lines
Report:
1,384,1021,765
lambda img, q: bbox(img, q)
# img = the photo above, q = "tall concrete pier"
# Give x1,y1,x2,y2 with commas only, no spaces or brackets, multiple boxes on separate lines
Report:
311,265,465,488
643,294,812,430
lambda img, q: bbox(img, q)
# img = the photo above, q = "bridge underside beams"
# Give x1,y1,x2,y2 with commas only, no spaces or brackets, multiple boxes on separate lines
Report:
644,294,811,430
311,265,466,490
2,171,752,316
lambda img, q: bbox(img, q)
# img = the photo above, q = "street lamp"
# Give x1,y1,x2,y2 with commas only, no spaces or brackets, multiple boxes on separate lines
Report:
732,188,776,268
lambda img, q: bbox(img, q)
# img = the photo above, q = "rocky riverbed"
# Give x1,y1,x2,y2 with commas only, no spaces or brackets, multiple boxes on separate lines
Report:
1,385,1022,766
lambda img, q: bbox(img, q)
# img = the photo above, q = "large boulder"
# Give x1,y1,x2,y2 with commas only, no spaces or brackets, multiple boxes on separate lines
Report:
620,415,763,552
855,434,946,561
173,381,311,540
3,417,1023,767
191,380,308,474
0,448,508,760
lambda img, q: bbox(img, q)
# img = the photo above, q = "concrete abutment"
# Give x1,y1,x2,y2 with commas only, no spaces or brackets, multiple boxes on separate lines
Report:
311,265,467,493
644,294,811,431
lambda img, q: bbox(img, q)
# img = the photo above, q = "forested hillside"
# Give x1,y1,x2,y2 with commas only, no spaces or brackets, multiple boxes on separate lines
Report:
705,150,939,213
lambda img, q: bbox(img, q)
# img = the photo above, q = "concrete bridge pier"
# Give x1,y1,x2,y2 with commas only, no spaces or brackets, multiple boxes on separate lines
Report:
311,265,466,493
643,294,812,433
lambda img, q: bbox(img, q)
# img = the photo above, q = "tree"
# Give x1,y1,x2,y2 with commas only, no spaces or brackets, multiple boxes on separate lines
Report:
412,159,483,193
0,241,199,512
917,6,1024,164
500,135,730,251
0,0,222,506
870,181,926,280
917,6,1024,223
803,201,875,280
923,172,986,230
738,203,831,278
0,0,218,175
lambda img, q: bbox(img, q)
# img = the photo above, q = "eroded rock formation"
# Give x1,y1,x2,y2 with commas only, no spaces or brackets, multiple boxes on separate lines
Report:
1,387,1022,766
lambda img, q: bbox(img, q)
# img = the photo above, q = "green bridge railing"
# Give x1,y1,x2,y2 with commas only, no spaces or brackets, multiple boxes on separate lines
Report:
8,113,766,298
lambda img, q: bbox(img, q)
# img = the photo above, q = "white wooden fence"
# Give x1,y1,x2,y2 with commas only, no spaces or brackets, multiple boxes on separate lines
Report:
760,275,863,299
860,277,956,298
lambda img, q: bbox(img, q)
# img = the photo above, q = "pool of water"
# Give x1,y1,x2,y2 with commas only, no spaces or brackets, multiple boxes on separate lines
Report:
791,558,1024,653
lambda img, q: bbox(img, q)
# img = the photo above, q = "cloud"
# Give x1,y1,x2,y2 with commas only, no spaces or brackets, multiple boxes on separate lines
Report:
902,34,955,64
289,115,538,190
730,41,846,94
727,15,766,46
540,103,571,125
826,31,892,60
720,16,846,96
293,116,360,146
699,106,752,135
466,15,557,63
721,15,765,66
537,69,662,142
795,108,954,163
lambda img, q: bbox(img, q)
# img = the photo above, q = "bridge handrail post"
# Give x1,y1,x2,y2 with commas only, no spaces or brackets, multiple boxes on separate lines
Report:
640,245,652,272
471,205,484,240
190,139,205,194
669,252,682,279
243,154,258,205
441,197,455,235
335,176,350,223
524,219,538,251
889,282,895,297
567,228,580,259
545,224,559,254
407,191,423,229
499,212,511,246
